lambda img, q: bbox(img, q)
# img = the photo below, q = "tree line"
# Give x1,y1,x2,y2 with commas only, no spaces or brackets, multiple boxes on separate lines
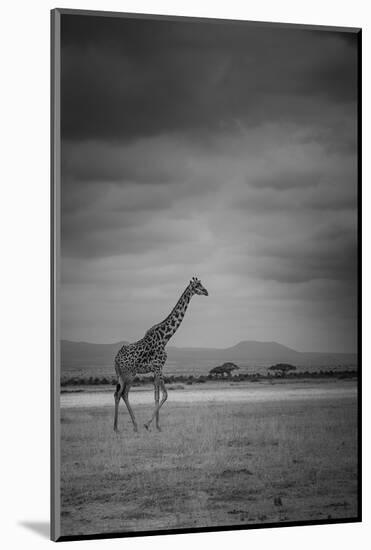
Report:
61,362,357,387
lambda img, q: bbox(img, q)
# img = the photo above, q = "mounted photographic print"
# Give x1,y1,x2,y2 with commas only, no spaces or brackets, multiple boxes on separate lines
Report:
51,8,361,542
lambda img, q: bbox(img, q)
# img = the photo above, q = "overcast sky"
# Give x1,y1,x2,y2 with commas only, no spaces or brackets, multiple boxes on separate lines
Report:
60,14,358,352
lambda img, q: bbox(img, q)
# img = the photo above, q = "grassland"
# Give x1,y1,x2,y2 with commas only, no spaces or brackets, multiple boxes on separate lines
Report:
60,382,358,537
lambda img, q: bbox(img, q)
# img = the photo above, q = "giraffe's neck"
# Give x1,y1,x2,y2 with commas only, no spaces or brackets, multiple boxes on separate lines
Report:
147,285,194,345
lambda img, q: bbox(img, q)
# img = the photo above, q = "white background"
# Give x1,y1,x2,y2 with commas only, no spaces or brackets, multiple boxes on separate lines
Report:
0,0,369,548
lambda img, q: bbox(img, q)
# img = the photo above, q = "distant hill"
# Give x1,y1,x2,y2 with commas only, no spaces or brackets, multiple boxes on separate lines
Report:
60,339,357,379
168,340,303,362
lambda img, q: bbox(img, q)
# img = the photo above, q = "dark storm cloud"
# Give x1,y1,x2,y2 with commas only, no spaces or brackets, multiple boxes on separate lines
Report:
237,181,356,213
211,204,357,286
253,226,357,284
61,138,191,184
248,172,319,190
61,179,202,258
61,14,358,142
61,217,190,259
60,133,229,259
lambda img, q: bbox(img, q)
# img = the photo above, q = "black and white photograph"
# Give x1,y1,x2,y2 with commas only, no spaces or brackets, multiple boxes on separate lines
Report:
52,9,360,541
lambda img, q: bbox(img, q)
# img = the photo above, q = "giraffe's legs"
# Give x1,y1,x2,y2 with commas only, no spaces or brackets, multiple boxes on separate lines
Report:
144,378,167,431
154,376,161,431
113,380,125,432
122,380,138,432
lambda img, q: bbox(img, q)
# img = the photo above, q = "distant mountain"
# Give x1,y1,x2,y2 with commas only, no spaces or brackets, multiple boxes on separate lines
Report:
61,339,357,378
226,340,301,358
168,340,302,362
167,340,356,365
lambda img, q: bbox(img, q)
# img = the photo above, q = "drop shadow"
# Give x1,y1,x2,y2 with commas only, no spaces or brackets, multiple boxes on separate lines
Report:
19,521,50,539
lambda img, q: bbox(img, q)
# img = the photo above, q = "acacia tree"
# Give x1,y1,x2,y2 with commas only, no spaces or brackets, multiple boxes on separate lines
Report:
209,362,240,379
268,363,296,378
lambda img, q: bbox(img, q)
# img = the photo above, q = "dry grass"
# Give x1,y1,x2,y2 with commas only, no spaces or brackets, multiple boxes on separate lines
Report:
60,391,358,537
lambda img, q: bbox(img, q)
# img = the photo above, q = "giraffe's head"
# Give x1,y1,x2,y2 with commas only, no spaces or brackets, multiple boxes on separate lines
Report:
189,277,209,296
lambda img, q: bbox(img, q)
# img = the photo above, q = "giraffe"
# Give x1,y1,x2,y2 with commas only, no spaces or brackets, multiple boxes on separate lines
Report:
113,277,209,432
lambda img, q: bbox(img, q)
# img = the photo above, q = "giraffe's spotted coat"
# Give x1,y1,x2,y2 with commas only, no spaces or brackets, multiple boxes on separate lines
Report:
113,278,208,431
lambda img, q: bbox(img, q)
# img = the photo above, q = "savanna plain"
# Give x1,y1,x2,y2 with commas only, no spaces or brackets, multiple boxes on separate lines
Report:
60,380,358,537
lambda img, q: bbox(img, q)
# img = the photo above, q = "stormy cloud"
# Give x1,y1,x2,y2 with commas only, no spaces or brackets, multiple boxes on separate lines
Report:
61,15,357,142
60,13,358,353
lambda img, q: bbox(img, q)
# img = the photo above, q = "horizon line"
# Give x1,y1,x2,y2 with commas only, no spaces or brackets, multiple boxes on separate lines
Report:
60,338,357,355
